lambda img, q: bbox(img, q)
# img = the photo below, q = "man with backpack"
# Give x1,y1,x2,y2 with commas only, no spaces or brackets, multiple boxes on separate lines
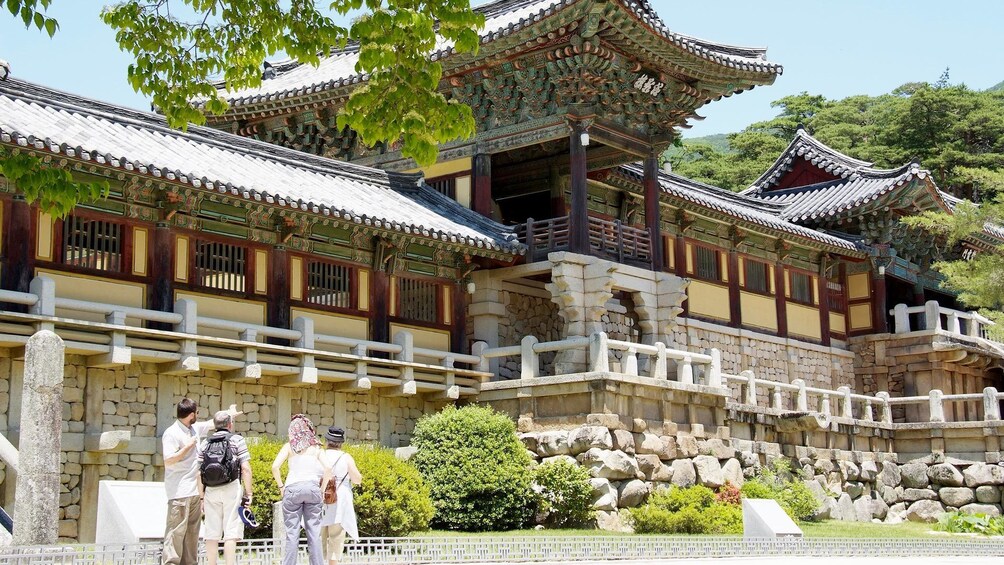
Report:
197,410,253,565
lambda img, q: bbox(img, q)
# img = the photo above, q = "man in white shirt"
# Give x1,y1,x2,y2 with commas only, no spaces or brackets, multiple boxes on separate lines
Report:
162,399,241,565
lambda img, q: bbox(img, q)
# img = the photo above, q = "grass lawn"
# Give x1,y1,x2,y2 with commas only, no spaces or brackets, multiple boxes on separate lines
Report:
416,520,942,539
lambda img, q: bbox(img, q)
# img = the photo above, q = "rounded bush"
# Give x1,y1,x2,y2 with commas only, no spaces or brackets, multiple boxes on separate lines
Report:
246,437,286,538
344,444,434,537
531,458,594,528
411,405,536,531
651,484,715,512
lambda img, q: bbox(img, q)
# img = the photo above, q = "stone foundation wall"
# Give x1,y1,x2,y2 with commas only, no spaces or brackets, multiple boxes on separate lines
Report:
519,422,1004,528
496,289,562,379
672,319,855,397
0,354,435,542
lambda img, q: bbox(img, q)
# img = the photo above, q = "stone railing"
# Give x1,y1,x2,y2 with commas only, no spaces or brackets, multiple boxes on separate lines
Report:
479,331,723,387
890,300,998,342
0,276,488,399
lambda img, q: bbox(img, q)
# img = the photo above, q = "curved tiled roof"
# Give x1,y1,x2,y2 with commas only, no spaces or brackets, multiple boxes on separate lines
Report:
216,0,781,108
616,165,862,252
0,78,522,255
749,126,873,191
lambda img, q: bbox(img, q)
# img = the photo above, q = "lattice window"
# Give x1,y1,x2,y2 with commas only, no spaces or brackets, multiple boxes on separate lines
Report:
743,258,770,294
828,281,846,312
307,260,353,309
398,278,439,323
61,216,124,272
791,272,814,305
426,177,456,199
694,245,722,282
195,240,246,292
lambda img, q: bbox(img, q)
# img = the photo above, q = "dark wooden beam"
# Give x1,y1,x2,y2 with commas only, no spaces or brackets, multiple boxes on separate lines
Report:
473,153,493,218
451,282,467,354
818,271,831,346
371,269,390,344
675,234,688,317
148,223,174,327
568,120,590,255
727,250,741,328
268,247,291,335
2,196,34,296
643,151,664,271
872,272,888,333
774,262,788,337
590,121,652,158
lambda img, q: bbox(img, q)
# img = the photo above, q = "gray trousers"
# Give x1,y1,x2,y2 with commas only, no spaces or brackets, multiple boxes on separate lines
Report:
282,481,324,565
162,495,201,565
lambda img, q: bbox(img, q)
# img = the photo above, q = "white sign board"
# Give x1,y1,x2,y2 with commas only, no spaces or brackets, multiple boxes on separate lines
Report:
742,498,803,538
96,481,172,543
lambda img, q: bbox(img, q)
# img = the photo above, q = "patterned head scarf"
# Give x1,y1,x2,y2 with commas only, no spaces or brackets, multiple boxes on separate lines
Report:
288,414,319,454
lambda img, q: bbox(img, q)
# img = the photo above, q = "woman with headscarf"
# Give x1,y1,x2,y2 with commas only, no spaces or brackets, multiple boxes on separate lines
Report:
272,414,332,565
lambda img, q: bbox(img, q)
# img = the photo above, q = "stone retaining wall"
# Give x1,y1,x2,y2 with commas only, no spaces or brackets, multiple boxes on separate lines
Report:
496,289,562,379
0,354,436,542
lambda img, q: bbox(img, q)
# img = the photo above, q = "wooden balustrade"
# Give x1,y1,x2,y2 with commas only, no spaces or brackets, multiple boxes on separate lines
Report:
515,215,651,265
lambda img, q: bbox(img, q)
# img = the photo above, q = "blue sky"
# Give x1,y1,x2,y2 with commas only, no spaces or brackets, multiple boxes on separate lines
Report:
1,1,1001,138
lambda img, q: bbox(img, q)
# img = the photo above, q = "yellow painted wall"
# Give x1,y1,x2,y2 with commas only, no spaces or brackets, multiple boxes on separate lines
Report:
290,256,303,301
688,280,730,321
830,312,847,335
175,290,265,338
740,291,777,331
36,211,53,261
685,243,693,274
406,157,472,179
848,273,870,300
38,269,145,326
456,176,472,208
357,269,370,312
132,227,148,276
292,307,368,350
442,286,452,325
391,323,452,361
254,249,268,294
849,303,872,331
787,303,822,340
175,236,189,282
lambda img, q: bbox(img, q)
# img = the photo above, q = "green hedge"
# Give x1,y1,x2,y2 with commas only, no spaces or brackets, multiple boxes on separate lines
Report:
411,405,536,531
531,458,595,528
629,485,742,534
246,437,285,538
739,459,819,521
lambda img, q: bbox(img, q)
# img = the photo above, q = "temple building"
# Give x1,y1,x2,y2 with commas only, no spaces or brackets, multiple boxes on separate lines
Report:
0,0,1002,541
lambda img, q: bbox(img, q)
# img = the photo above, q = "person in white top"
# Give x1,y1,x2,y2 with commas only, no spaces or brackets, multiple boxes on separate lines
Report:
272,414,333,565
161,399,241,565
319,426,362,565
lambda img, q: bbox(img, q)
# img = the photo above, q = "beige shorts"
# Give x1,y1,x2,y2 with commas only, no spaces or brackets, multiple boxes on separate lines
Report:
204,479,244,541
322,524,347,560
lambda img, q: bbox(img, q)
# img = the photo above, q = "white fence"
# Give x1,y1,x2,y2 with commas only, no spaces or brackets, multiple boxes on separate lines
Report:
0,276,489,399
891,300,998,342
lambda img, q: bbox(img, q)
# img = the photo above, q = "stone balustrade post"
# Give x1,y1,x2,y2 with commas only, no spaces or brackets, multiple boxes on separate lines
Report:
928,389,945,423
707,348,722,388
862,400,874,422
924,300,942,331
28,276,55,317
793,379,807,411
818,393,831,417
292,316,315,349
876,392,892,424
968,312,983,338
893,303,910,333
393,330,415,395
984,387,1001,421
520,335,539,379
740,370,757,406
173,298,198,334
588,332,610,373
678,355,694,385
771,384,783,411
945,312,961,335
624,347,638,376
838,386,853,418
13,330,64,545
652,342,667,379
472,341,490,373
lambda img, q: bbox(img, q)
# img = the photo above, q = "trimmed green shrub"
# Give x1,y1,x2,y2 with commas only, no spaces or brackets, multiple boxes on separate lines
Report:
629,485,741,534
531,458,594,528
702,502,743,534
740,459,819,521
344,444,434,537
411,405,536,531
651,484,715,512
246,437,285,538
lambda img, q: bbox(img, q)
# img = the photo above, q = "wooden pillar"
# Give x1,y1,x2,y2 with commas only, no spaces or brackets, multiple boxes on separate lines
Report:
727,251,741,328
2,196,34,295
371,269,390,344
643,151,664,271
269,247,291,342
451,282,467,353
148,223,175,328
568,120,590,255
675,235,688,317
775,262,788,337
818,272,831,346
913,282,926,307
473,153,492,218
872,272,888,333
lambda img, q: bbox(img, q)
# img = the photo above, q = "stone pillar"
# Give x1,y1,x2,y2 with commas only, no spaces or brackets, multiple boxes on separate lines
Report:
634,271,689,348
642,151,664,271
567,120,590,255
546,253,615,373
13,330,64,545
469,272,505,377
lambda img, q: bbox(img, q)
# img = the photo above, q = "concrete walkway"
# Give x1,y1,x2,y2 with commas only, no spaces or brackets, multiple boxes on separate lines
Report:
462,559,1004,565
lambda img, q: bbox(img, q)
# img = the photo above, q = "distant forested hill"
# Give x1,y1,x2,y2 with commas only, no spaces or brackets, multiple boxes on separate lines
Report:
990,80,1004,92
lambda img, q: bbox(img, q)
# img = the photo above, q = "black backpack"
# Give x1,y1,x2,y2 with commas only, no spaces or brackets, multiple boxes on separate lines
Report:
200,432,239,487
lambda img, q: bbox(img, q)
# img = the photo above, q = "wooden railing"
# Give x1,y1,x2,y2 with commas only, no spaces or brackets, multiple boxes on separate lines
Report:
515,215,651,265
890,301,999,343
0,276,490,399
